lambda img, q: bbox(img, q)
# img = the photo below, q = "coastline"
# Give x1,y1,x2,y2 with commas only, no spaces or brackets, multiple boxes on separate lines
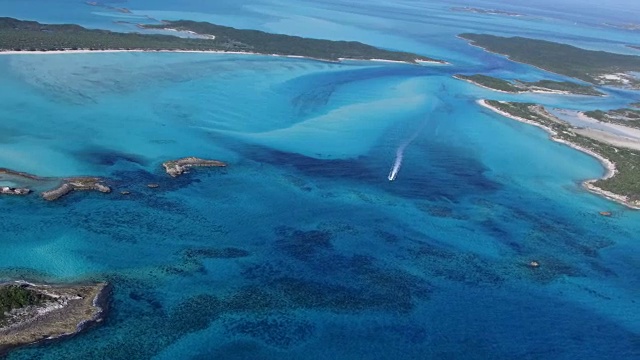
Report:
453,75,519,94
477,100,639,210
454,75,604,96
0,49,444,65
458,35,640,90
458,35,574,79
0,282,111,356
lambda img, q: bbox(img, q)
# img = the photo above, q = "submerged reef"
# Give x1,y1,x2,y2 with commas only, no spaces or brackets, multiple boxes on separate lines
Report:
0,281,110,356
162,157,227,177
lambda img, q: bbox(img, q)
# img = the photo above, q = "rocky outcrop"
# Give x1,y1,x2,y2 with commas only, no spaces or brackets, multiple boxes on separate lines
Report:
0,186,30,195
42,177,111,201
162,157,227,177
0,282,110,356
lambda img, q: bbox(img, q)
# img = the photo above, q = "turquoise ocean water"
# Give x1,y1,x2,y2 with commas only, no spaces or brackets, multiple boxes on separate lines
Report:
0,0,639,359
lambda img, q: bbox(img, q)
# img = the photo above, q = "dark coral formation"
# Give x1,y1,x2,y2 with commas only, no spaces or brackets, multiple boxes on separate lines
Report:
224,315,314,349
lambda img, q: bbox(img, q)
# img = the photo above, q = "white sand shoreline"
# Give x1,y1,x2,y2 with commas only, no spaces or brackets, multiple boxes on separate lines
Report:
477,99,640,210
454,75,602,96
453,75,517,94
0,49,444,65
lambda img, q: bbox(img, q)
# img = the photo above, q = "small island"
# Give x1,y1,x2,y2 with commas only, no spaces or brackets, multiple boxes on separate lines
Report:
0,186,31,195
583,106,640,130
84,1,131,14
605,23,640,31
0,281,110,356
41,177,111,201
460,33,640,89
478,100,640,209
0,17,443,64
162,157,227,177
451,7,522,17
0,168,111,201
454,74,604,96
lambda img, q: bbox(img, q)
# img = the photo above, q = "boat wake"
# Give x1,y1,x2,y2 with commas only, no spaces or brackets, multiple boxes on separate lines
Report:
388,115,433,181
388,143,408,181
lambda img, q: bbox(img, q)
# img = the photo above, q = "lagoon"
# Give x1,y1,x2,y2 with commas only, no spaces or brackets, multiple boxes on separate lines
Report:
0,0,639,359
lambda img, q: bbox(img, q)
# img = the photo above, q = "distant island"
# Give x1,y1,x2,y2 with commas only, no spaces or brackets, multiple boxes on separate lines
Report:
583,106,640,129
1,156,228,202
451,7,522,17
162,157,227,177
84,1,131,14
603,23,640,31
0,168,111,201
460,33,640,89
0,17,442,64
454,74,604,96
41,177,111,201
479,100,640,209
0,281,110,356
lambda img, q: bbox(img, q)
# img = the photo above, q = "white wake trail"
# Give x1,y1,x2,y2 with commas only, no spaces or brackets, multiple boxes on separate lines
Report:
388,142,408,181
388,118,431,181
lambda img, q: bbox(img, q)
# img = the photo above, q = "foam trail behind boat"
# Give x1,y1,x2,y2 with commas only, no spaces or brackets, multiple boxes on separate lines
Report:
388,127,422,181
388,102,438,181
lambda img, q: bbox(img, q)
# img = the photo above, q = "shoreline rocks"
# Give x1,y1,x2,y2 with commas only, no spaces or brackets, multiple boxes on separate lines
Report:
42,177,111,201
0,281,111,356
162,157,227,177
0,186,31,195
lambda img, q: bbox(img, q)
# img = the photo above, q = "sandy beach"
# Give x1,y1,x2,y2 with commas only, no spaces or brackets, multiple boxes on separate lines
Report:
478,99,640,209
456,75,597,96
454,75,519,93
0,49,443,65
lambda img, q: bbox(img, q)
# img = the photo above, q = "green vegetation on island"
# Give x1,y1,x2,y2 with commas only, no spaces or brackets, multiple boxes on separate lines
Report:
0,17,440,64
0,285,51,322
141,20,441,63
524,80,605,95
455,74,604,95
482,100,640,207
460,33,640,88
0,282,109,356
583,107,640,129
456,74,522,92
